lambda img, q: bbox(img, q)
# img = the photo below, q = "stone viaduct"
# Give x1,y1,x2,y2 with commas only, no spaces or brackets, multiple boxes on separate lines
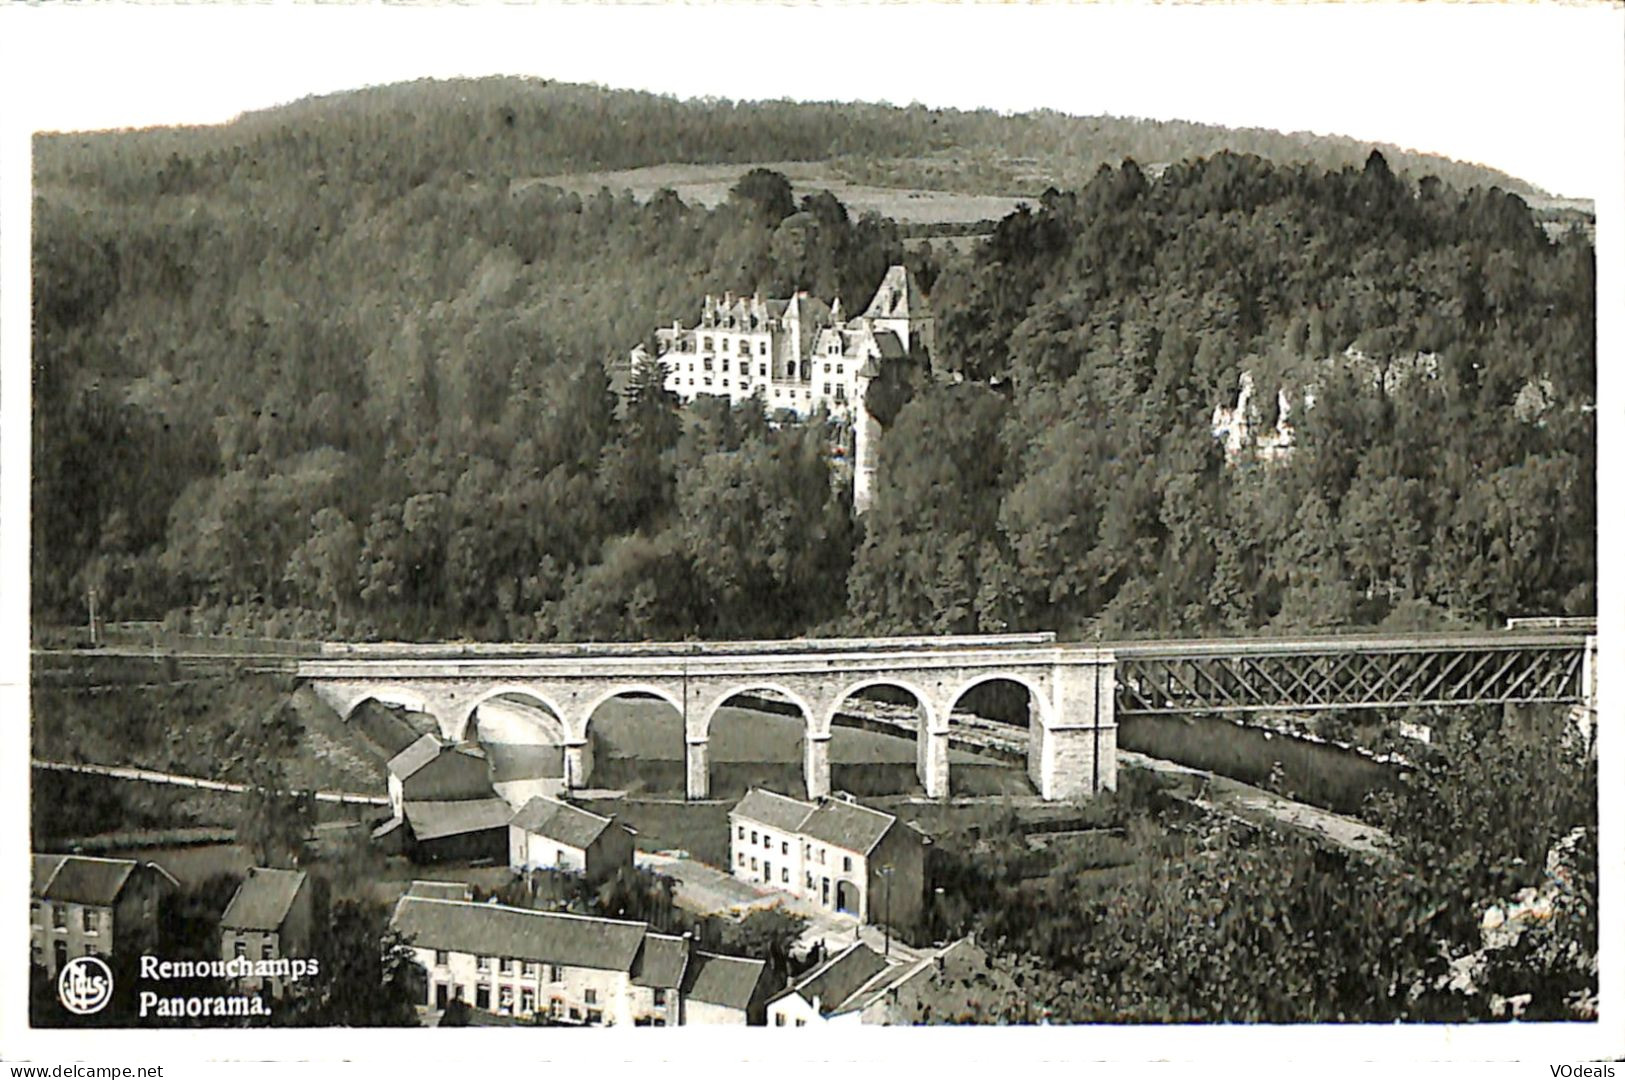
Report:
298,634,1115,801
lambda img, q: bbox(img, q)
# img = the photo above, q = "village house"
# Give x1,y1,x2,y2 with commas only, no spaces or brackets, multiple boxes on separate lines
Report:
765,939,986,1026
374,734,511,862
30,854,178,977
390,894,771,1026
728,788,928,931
508,796,636,884
631,264,933,513
218,867,314,999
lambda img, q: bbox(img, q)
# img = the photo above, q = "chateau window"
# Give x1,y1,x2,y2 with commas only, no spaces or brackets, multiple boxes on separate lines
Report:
763,833,772,849
703,357,713,371
750,857,758,871
703,378,713,388
723,338,731,351
759,342,768,355
722,378,730,388
738,853,745,866
836,364,844,374
835,386,847,403
781,841,789,855
806,873,814,889
703,337,712,351
759,364,768,377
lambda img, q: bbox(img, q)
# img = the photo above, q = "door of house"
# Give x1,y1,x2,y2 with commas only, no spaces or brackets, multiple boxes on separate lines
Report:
821,878,830,906
435,984,449,1010
764,860,772,884
836,880,859,915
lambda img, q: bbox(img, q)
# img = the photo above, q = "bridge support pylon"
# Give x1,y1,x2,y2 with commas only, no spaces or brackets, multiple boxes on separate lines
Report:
563,739,593,790
917,726,949,798
804,732,831,800
1032,656,1116,800
685,738,710,800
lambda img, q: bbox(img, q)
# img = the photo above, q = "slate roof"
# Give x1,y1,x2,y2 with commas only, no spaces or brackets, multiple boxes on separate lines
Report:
32,854,67,896
38,855,138,907
391,897,648,972
404,880,474,902
510,797,615,850
836,938,982,1018
730,788,815,834
800,798,896,856
220,868,307,932
405,799,514,841
631,933,690,990
681,951,767,1011
870,329,906,359
772,941,891,1015
861,265,928,321
388,734,443,779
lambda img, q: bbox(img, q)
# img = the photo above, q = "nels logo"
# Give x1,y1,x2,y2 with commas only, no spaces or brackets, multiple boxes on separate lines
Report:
58,956,114,1015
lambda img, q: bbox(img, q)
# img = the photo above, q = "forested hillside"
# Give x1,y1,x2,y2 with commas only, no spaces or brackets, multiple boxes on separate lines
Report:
32,79,1594,642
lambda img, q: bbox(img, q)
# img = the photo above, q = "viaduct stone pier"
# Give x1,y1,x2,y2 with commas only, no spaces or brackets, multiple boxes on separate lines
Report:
297,634,1116,801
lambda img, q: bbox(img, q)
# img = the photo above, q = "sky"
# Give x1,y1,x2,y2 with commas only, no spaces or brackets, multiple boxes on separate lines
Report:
2,3,1622,199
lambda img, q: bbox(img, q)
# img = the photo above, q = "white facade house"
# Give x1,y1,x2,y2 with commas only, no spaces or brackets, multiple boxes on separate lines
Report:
390,895,768,1026
508,796,636,884
727,788,928,929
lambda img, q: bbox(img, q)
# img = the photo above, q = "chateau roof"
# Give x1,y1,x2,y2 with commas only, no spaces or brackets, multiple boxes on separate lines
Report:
870,329,906,359
862,265,928,322
682,951,768,1011
510,796,618,849
220,868,307,932
391,897,649,972
730,788,815,833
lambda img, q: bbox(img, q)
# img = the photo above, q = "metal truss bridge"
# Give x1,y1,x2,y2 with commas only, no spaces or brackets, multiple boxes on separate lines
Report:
1113,629,1594,716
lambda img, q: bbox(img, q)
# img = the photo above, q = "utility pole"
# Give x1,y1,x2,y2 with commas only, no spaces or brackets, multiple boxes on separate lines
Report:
880,864,894,957
87,588,99,647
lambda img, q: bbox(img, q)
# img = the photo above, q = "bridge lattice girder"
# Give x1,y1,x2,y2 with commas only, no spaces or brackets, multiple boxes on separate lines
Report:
1114,636,1588,715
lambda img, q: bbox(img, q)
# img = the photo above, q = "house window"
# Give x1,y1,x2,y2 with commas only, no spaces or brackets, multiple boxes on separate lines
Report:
759,364,768,377
549,965,562,983
521,988,536,1014
836,364,844,374
737,853,746,866
261,942,274,962
29,902,40,926
435,950,449,967
587,1009,603,1025
796,1018,807,1027
781,868,789,884
524,961,538,978
819,848,826,864
476,985,490,1010
81,909,96,933
781,841,789,855
751,831,758,845
653,989,667,1006
775,1014,786,1027
585,989,598,1005
234,939,246,960
737,826,745,840
52,907,66,930
477,956,491,972
843,856,853,872
499,986,514,1013
759,342,767,355
762,833,772,849
500,957,514,975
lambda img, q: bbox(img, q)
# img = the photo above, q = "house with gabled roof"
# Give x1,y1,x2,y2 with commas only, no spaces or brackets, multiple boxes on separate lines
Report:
390,896,768,1026
509,796,636,884
765,940,891,1027
729,788,928,932
219,866,314,998
30,853,177,977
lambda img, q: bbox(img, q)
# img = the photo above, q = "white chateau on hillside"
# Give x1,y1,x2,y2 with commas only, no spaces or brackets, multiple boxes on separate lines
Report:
630,265,933,512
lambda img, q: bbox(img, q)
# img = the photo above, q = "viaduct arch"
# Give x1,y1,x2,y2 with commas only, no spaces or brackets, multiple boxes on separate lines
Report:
300,634,1113,800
